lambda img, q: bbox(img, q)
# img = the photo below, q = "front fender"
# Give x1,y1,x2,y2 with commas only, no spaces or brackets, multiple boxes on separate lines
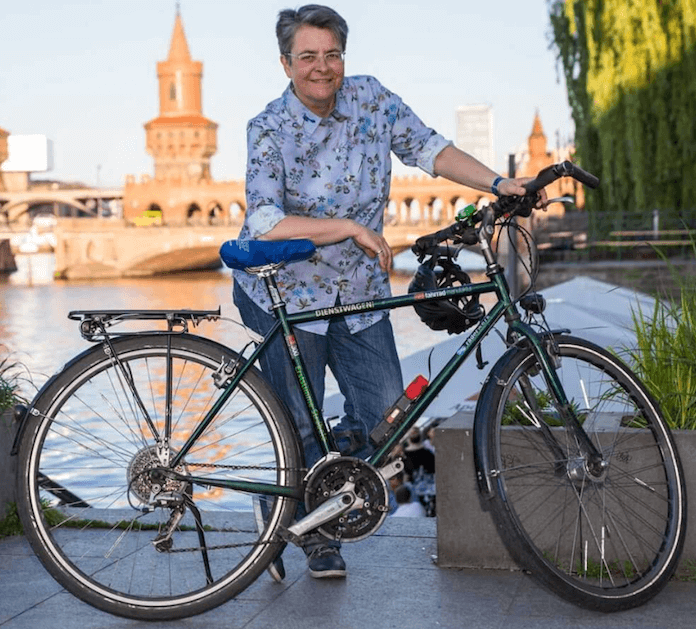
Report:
473,330,568,499
472,345,520,500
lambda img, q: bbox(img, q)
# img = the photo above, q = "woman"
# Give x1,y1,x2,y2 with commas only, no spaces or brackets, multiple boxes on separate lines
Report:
233,3,541,580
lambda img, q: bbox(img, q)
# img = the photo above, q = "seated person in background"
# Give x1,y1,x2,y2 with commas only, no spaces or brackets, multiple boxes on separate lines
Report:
423,424,437,454
392,485,426,517
387,471,415,514
403,427,435,479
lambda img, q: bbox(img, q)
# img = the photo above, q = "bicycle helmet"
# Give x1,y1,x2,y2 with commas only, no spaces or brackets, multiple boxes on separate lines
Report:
408,257,485,334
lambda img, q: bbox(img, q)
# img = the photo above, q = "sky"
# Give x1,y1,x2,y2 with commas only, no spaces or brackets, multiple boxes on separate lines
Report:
0,0,573,188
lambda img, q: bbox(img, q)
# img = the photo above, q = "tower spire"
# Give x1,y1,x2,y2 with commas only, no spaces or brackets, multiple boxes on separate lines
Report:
145,10,218,182
531,110,545,138
528,110,548,161
167,10,191,62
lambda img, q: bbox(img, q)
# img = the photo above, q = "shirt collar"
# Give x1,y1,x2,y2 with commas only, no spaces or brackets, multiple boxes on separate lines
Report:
282,80,351,131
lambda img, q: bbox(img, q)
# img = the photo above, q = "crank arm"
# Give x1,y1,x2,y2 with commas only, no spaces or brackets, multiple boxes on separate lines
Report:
378,458,404,482
281,492,355,545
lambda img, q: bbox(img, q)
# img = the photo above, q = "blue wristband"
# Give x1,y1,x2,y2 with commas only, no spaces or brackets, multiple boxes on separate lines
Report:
491,176,504,196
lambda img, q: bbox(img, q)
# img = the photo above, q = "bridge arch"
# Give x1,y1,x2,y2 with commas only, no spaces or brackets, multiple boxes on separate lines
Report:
385,199,399,225
4,196,89,223
427,197,443,224
186,203,203,225
125,244,222,275
228,201,244,222
206,201,225,225
394,196,416,224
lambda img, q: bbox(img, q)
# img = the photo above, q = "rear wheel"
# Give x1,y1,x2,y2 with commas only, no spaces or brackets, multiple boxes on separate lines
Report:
479,335,686,611
17,334,302,620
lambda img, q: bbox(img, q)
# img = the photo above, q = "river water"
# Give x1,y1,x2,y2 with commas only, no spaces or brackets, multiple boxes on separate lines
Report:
2,251,491,513
0,252,459,402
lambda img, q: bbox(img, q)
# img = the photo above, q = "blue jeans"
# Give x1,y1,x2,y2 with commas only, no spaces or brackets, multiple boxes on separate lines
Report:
233,281,404,468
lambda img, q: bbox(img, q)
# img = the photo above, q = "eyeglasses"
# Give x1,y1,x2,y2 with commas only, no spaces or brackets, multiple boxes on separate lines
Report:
285,51,346,67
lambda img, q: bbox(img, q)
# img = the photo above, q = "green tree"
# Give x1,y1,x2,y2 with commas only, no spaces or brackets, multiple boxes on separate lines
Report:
548,0,696,225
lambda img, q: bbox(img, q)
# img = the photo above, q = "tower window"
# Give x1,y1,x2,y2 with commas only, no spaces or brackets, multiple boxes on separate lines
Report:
170,83,176,100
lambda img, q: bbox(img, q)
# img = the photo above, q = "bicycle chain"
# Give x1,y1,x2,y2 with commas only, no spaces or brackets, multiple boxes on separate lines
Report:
187,462,306,473
166,539,277,553
156,461,306,554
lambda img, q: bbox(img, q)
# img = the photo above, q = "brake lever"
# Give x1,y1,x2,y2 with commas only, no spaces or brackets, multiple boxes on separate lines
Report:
543,196,574,207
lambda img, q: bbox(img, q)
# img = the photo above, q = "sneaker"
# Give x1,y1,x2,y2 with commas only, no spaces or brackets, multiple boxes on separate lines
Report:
306,545,347,579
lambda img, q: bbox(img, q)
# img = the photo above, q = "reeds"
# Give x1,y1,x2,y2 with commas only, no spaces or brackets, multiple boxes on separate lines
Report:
0,346,27,412
624,249,696,430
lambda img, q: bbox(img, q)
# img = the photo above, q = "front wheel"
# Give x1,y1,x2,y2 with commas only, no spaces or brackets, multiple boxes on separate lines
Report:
477,335,686,612
17,334,302,620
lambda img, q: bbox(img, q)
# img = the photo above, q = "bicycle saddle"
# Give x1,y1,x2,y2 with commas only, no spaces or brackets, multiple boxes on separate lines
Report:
219,239,316,270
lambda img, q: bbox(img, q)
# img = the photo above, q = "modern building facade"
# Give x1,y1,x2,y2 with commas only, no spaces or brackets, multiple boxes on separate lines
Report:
455,104,495,170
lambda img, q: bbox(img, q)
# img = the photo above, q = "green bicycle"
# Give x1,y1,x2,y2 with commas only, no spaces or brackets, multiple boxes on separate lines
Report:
14,162,686,619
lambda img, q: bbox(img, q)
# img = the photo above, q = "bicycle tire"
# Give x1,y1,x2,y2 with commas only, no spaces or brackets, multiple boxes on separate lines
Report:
17,334,302,620
476,334,686,612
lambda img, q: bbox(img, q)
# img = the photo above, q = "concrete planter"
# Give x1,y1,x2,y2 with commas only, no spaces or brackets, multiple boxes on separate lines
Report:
435,412,696,570
0,409,17,518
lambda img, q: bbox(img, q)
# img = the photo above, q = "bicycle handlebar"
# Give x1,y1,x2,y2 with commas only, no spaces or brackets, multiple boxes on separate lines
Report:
411,161,599,258
523,161,599,195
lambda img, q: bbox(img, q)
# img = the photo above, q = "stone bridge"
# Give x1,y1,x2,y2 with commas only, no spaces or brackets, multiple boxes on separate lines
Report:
54,219,231,279
54,206,483,280
0,187,123,223
34,175,491,279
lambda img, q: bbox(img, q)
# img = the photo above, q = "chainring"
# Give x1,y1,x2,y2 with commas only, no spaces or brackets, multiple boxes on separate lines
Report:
304,456,389,542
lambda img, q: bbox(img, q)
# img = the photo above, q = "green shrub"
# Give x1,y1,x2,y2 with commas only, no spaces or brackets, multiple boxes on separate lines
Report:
0,347,27,412
625,269,696,430
0,502,22,537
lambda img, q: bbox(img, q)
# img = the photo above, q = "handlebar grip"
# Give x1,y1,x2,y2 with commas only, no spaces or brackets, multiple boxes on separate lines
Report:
523,164,559,194
413,223,460,249
523,160,600,194
569,164,600,189
412,221,476,256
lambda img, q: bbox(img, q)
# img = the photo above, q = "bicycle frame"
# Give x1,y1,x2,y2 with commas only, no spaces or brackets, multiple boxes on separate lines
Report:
169,251,602,501
19,162,686,617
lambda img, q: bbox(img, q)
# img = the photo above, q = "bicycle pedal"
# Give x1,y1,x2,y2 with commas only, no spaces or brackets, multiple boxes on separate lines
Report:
277,525,303,547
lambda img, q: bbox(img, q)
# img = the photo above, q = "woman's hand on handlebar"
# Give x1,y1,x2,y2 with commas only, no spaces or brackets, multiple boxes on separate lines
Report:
497,177,548,208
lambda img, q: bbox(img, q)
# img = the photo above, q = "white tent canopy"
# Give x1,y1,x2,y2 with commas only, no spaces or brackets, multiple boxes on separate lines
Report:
325,276,657,420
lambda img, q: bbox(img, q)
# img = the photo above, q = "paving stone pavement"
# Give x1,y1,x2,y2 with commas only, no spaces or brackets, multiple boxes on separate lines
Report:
1,519,694,629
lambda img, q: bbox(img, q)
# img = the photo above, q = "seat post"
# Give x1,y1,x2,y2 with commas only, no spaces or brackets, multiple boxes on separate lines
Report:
257,266,288,314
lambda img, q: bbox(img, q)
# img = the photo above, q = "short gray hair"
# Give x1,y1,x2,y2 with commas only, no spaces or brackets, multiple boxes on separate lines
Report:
276,5,348,57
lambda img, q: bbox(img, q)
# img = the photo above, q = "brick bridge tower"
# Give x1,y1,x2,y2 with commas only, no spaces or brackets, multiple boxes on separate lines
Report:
518,112,584,217
145,9,218,182
123,9,244,226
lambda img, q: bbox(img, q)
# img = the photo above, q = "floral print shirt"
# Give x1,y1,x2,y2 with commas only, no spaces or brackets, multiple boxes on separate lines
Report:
234,75,452,334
